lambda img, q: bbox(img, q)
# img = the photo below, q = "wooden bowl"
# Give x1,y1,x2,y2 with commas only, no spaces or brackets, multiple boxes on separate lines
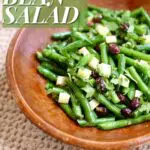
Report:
6,0,150,149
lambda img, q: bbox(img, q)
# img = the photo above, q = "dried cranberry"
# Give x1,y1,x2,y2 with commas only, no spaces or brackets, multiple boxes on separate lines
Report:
87,21,94,27
96,77,106,92
95,106,108,117
108,44,120,55
92,15,103,23
120,23,129,32
95,45,100,52
91,71,99,79
121,108,132,117
130,98,140,110
95,77,101,84
117,93,127,104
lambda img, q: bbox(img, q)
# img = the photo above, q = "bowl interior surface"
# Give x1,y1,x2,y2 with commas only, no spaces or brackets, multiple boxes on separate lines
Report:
7,0,150,149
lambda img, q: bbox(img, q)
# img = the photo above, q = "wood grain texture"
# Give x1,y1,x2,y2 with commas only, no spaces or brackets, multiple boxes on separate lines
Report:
6,1,150,150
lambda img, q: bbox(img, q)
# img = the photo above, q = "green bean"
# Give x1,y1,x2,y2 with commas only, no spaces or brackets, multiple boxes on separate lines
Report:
109,56,116,68
61,40,88,54
94,94,122,118
36,51,49,62
47,87,66,94
74,78,87,88
41,62,66,75
128,67,150,96
103,16,121,24
91,35,105,46
134,25,147,35
45,82,54,90
100,43,108,64
140,8,150,26
125,56,150,78
61,35,105,54
115,104,126,109
68,58,75,67
142,74,149,84
69,82,95,123
120,47,150,61
92,111,98,119
37,66,57,81
110,91,120,104
122,87,129,95
70,94,84,119
71,53,81,61
127,82,136,100
133,103,150,117
148,80,150,88
97,114,150,130
131,7,143,17
72,32,92,44
87,47,100,60
136,44,150,52
52,31,71,40
77,117,115,127
126,33,139,41
43,49,67,63
117,54,126,74
60,104,76,120
76,55,91,67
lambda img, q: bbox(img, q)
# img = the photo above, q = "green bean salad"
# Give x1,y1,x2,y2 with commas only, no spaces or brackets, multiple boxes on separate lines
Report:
36,6,150,130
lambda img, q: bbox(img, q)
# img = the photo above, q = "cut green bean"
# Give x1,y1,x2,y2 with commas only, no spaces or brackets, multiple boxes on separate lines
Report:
70,94,84,119
61,35,105,54
125,56,150,78
41,62,66,75
36,51,49,62
76,55,91,67
43,49,67,63
110,91,120,104
72,32,92,44
120,47,150,61
37,66,57,81
141,8,150,26
128,67,150,96
109,56,116,68
115,104,126,109
77,117,115,127
133,103,150,117
97,114,150,130
45,82,54,90
100,43,108,64
74,78,87,88
52,31,71,40
69,83,96,123
87,47,100,60
127,82,136,100
94,94,122,118
117,54,126,74
60,104,76,120
136,44,150,52
131,7,143,17
47,87,66,94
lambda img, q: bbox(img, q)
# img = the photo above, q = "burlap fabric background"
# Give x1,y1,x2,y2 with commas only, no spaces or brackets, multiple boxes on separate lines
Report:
0,2,150,150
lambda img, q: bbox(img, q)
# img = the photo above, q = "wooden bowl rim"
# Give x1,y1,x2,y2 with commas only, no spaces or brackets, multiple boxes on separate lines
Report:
6,28,150,150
